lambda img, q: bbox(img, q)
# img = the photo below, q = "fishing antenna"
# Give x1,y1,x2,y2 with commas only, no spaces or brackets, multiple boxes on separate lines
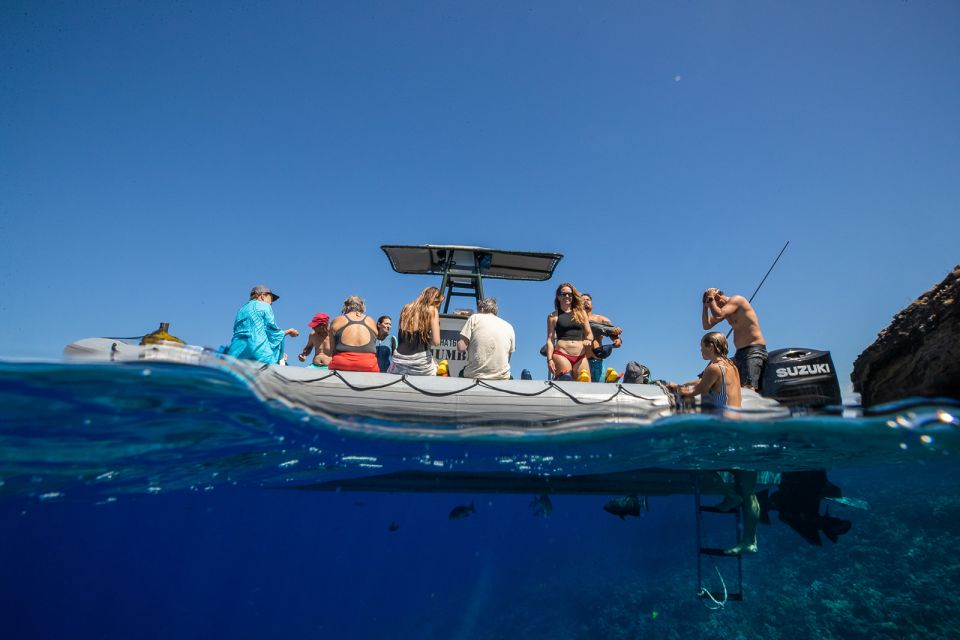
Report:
725,241,789,339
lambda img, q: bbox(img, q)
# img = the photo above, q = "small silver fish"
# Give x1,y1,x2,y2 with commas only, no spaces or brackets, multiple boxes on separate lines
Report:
530,493,553,517
603,495,649,520
448,501,477,520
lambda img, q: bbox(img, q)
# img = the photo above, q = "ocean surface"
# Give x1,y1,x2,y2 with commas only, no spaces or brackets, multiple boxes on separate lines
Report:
2,360,959,640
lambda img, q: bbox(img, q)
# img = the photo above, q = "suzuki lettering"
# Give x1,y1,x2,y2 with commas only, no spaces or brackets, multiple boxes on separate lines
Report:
775,364,832,378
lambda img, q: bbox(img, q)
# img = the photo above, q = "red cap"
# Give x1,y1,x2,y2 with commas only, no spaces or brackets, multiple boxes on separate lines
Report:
308,312,329,328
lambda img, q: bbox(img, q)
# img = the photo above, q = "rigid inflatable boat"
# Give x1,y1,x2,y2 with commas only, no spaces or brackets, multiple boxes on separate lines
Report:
64,244,842,431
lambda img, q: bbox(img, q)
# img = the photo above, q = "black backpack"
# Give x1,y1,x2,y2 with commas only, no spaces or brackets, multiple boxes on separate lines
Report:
622,361,650,384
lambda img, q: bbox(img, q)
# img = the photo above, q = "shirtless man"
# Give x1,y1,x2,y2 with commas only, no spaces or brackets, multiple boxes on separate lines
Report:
298,312,331,368
581,293,622,382
701,288,767,391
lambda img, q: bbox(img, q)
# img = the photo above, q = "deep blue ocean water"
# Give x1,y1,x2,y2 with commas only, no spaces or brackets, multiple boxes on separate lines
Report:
2,360,959,639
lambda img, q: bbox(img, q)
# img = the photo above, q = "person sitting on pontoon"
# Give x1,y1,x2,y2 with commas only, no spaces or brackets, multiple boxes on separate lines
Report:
326,296,381,373
226,285,299,365
666,332,758,554
375,315,397,373
298,312,331,369
457,297,515,380
388,287,442,376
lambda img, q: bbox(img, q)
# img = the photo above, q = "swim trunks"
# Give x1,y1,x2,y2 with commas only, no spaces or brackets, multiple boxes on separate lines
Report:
733,344,767,390
589,358,604,383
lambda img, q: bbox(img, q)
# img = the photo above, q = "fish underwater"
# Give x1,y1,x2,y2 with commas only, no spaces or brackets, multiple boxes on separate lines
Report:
448,502,477,520
603,495,649,520
388,521,400,533
530,493,553,517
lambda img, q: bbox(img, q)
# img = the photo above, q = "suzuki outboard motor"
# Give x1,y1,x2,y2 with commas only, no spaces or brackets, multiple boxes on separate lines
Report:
761,348,842,407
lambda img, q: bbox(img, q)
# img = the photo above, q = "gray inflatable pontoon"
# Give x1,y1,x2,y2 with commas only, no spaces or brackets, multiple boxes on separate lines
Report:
65,337,782,431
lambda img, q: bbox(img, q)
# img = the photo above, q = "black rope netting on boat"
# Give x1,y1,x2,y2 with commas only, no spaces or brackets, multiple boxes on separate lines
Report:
265,368,676,407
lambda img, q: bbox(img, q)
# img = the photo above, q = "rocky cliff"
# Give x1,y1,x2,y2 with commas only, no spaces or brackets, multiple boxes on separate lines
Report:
851,266,960,406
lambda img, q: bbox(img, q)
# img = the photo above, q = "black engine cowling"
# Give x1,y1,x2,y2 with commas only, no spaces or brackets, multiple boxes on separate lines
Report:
761,348,842,407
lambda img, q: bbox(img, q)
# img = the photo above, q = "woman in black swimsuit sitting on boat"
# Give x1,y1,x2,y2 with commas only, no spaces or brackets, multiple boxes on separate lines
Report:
545,283,594,380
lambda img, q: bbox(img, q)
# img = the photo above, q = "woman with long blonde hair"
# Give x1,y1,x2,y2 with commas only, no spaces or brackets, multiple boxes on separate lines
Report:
545,282,594,380
388,286,443,375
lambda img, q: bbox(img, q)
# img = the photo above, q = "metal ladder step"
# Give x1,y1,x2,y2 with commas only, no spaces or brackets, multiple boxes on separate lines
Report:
694,473,745,602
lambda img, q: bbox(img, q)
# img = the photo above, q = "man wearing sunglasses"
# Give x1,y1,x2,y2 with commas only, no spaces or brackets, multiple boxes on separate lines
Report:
701,288,767,391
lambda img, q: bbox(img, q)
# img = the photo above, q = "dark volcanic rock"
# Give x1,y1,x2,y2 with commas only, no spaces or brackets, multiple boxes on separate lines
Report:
852,266,960,406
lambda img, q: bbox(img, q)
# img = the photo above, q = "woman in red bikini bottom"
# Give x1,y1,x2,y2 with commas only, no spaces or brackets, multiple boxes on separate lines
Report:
545,282,594,380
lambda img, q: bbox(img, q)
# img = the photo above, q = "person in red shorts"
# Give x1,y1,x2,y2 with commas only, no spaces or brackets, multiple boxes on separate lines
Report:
326,295,380,372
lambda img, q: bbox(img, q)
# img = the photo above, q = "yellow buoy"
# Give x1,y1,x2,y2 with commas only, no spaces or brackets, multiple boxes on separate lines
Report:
140,322,185,346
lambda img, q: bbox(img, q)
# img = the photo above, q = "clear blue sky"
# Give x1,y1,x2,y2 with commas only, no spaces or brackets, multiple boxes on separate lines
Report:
2,1,958,393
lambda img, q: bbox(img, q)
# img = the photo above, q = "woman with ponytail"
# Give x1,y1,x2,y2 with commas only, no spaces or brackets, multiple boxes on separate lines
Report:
670,332,742,409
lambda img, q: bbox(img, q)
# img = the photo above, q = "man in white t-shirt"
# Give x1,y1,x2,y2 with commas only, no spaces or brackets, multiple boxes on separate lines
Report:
457,298,515,380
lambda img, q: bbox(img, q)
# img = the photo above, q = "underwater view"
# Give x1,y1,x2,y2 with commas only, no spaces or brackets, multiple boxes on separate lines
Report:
2,360,959,640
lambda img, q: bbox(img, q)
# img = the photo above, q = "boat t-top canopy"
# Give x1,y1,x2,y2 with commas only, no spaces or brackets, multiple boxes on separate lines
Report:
381,244,563,312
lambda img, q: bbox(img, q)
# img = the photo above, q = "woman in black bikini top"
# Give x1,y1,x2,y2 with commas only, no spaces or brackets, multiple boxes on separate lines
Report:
545,282,593,380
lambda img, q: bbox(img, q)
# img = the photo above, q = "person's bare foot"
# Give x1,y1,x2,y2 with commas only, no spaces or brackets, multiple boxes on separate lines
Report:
724,542,758,555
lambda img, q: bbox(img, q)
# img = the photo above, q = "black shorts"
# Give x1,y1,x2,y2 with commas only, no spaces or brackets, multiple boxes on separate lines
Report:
734,344,768,390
